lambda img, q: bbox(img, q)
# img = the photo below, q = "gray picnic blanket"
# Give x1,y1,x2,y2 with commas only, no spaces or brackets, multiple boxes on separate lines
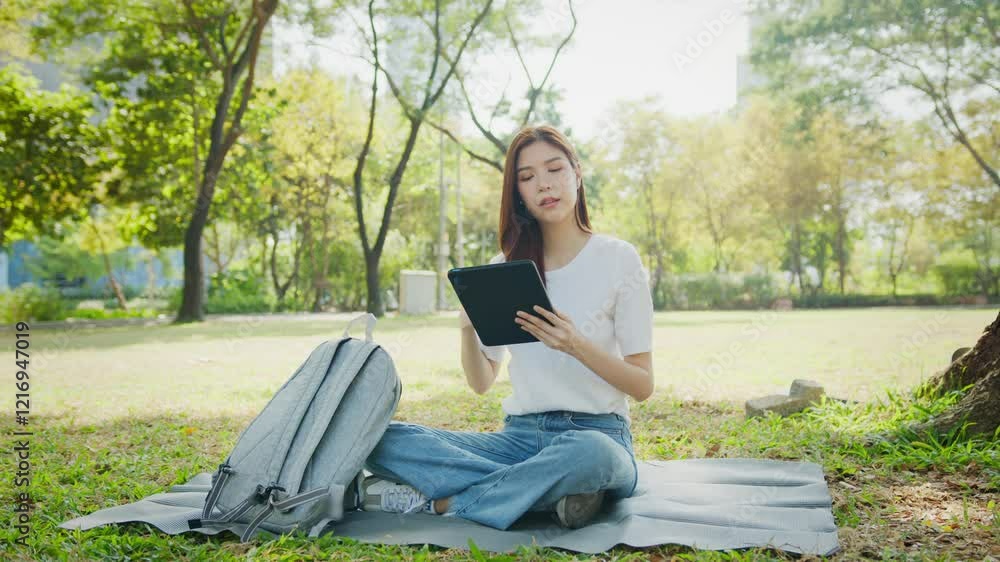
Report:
58,458,839,556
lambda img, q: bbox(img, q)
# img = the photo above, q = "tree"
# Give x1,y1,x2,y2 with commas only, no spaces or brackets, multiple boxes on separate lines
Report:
0,65,107,248
912,311,1000,439
874,202,916,298
74,206,137,309
751,0,1000,191
336,0,495,316
1,1,40,61
869,121,940,297
215,72,352,310
676,116,761,275
750,0,1000,438
597,97,685,307
806,110,884,294
923,134,1000,298
173,0,279,322
35,0,280,322
741,97,827,295
422,0,580,172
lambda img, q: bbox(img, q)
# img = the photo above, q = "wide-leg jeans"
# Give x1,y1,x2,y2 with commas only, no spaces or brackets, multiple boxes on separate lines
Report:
363,410,638,530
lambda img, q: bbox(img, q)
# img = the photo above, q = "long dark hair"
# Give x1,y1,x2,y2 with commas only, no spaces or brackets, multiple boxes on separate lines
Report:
497,125,593,287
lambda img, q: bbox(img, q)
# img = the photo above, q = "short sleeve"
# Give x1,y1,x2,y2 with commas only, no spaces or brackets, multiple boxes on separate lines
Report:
476,251,509,364
614,242,653,356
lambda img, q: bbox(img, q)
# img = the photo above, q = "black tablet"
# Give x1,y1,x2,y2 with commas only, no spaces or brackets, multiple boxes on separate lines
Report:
448,259,555,346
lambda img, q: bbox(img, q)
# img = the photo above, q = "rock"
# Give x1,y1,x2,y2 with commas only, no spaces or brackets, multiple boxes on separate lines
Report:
746,394,810,418
746,380,825,419
951,347,972,363
789,379,825,402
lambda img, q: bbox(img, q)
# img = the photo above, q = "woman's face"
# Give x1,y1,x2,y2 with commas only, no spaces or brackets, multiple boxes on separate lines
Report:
515,141,580,225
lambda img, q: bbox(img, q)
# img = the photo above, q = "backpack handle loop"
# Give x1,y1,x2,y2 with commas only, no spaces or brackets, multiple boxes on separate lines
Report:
342,312,376,343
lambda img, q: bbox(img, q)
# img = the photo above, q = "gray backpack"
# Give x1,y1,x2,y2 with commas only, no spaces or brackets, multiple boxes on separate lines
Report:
189,313,402,542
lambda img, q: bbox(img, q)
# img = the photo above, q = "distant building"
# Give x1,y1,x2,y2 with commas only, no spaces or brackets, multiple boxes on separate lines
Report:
1,239,187,296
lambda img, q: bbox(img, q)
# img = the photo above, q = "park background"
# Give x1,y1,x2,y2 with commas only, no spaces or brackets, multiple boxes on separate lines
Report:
2,0,999,560
1,1,997,320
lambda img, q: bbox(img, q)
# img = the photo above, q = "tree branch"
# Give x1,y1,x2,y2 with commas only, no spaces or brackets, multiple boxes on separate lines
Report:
423,0,442,103
422,0,494,111
182,0,223,69
422,118,503,172
351,0,380,255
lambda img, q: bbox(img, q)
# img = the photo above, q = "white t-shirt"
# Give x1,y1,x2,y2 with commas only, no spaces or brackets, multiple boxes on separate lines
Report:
473,233,654,419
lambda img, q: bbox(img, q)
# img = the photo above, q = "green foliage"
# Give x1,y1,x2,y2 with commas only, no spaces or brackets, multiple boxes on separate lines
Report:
740,273,778,305
32,0,282,321
652,276,995,310
791,293,964,308
204,292,272,315
24,233,139,295
660,273,780,310
9,0,994,315
325,243,369,312
0,0,39,60
206,268,270,314
0,64,107,247
67,307,160,320
800,388,999,486
269,292,312,313
208,268,265,300
377,231,420,297
78,8,215,248
23,235,104,285
750,0,999,188
933,250,985,296
97,289,146,307
166,286,183,312
0,284,68,322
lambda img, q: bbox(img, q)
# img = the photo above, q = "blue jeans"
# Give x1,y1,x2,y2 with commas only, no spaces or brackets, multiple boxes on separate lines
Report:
363,410,638,530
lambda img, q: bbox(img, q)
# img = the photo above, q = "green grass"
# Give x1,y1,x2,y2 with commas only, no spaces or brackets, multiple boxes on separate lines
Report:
1,307,998,561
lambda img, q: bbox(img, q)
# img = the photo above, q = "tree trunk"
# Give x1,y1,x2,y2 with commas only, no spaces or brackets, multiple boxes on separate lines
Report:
365,252,383,316
176,170,215,322
358,118,420,318
260,234,268,281
911,311,1000,438
311,180,334,313
836,215,847,294
352,0,493,318
269,220,302,306
90,222,128,311
793,222,805,293
174,0,277,323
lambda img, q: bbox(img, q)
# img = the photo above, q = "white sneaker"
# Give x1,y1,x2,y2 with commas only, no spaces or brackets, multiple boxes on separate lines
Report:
361,476,435,514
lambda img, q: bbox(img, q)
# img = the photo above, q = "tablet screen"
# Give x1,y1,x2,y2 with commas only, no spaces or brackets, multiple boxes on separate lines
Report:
448,259,554,346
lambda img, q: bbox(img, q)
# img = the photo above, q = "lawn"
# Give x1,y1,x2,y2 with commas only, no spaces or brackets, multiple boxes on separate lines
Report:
2,307,998,561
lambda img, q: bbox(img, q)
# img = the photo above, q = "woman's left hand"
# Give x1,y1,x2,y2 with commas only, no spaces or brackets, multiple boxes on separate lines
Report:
515,305,584,357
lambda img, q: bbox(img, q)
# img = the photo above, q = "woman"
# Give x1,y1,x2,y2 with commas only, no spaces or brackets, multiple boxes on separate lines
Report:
360,124,655,531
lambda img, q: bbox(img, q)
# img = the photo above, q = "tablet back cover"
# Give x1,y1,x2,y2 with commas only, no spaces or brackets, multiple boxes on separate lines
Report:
448,259,553,346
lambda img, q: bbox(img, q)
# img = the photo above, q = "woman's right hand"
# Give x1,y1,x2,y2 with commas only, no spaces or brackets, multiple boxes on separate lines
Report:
458,304,473,330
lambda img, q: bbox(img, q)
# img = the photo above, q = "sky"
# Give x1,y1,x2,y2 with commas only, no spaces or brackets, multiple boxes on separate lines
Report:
536,0,752,138
273,0,754,141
